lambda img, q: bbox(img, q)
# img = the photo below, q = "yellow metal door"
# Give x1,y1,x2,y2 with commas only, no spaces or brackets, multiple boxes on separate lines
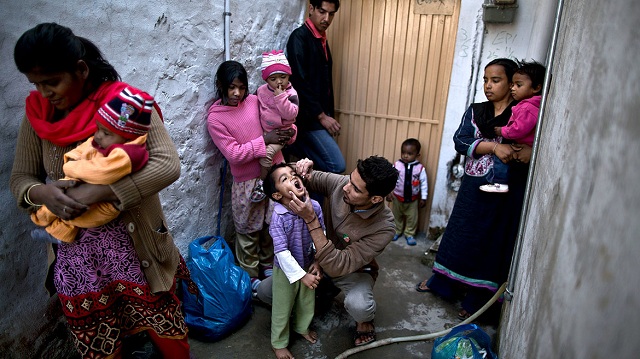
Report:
327,0,460,232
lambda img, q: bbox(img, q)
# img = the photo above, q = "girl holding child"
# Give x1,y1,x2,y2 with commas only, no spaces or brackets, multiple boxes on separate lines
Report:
416,58,533,321
207,60,296,293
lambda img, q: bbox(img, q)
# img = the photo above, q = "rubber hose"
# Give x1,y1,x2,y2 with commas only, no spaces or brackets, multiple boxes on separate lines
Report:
334,282,507,359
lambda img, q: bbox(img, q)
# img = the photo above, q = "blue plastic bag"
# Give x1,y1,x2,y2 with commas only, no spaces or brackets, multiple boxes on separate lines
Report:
181,235,252,341
432,324,498,359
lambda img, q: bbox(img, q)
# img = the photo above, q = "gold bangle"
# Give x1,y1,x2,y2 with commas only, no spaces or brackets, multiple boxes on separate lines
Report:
492,143,499,154
24,183,43,207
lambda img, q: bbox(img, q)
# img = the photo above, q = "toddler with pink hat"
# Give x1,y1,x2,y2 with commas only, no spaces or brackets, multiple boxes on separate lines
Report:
251,50,300,202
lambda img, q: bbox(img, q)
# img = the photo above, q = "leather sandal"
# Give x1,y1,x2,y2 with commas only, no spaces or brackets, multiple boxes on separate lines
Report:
354,330,376,347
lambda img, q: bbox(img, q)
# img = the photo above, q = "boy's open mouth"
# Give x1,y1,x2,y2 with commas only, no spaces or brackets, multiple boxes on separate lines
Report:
291,177,306,201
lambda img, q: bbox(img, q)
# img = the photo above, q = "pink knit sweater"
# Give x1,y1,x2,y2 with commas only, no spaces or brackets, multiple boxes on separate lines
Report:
207,94,296,182
257,83,298,132
500,95,541,146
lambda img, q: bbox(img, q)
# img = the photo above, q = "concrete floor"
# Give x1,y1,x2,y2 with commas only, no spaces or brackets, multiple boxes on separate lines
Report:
189,233,498,359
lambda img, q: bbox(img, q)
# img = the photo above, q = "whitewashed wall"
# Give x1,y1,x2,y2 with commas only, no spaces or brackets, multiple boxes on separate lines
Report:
0,1,305,356
429,0,557,229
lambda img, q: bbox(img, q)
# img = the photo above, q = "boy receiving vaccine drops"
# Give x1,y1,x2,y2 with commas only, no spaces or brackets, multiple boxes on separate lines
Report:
264,162,324,359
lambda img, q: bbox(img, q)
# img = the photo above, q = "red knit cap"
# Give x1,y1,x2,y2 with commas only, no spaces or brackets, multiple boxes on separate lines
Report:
95,87,154,140
260,50,292,80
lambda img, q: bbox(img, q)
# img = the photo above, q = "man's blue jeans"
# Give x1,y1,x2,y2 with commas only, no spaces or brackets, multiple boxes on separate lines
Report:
286,129,346,174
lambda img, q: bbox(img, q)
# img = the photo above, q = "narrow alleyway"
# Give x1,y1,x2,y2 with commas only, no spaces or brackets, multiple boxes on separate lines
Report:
189,234,498,359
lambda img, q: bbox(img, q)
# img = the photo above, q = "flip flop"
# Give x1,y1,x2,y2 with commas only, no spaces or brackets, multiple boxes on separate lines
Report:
250,181,266,202
457,309,472,320
354,330,376,347
415,280,431,292
250,190,266,202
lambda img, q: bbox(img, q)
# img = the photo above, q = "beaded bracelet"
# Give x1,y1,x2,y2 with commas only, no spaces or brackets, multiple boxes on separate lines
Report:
24,183,43,207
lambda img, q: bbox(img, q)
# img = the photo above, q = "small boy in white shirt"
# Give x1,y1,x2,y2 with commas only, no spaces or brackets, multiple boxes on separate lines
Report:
264,162,323,359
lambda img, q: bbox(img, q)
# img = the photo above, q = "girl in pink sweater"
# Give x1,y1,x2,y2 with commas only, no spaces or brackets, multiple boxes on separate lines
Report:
207,60,296,292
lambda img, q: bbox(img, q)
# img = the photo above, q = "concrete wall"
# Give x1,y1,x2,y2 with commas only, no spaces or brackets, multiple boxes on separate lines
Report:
0,1,305,356
499,1,640,357
429,0,556,229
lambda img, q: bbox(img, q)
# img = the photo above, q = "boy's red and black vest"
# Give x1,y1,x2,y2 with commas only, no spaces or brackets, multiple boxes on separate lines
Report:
392,160,423,203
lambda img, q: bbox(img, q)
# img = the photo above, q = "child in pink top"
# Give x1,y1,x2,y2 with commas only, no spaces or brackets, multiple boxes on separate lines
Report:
481,60,545,193
207,60,297,293
251,50,299,202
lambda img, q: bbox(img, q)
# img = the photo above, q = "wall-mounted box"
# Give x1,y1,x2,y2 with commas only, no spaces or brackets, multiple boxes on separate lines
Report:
483,0,518,23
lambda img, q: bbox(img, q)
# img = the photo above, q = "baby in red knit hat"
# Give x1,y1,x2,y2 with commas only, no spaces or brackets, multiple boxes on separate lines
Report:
250,50,300,202
31,87,154,243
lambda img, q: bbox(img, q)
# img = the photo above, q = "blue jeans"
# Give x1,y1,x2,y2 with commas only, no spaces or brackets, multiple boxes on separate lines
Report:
490,154,509,185
286,129,346,174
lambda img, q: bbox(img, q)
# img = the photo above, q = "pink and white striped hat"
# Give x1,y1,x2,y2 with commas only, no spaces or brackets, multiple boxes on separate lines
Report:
260,50,292,80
